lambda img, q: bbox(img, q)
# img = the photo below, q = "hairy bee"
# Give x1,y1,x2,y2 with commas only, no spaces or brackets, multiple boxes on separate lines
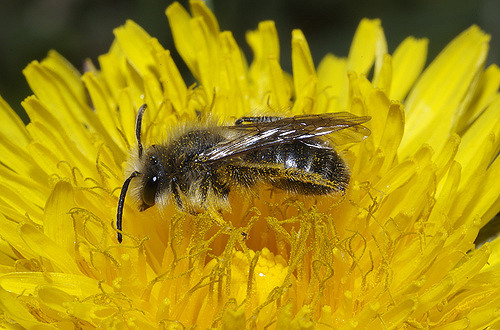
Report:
116,105,370,242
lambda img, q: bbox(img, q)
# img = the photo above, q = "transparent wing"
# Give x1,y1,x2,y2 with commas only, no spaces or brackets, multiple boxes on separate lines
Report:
201,112,371,162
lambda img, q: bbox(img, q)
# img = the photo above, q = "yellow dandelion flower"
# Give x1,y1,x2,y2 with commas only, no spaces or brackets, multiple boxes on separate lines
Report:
0,1,499,328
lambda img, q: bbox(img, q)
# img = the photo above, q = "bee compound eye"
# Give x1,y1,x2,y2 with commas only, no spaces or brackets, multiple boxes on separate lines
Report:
142,175,159,206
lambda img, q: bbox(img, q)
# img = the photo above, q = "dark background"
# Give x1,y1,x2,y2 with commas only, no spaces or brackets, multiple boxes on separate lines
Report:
0,0,498,242
0,0,498,120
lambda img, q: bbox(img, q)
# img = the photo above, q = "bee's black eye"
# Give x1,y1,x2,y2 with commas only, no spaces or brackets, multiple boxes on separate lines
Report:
143,175,159,206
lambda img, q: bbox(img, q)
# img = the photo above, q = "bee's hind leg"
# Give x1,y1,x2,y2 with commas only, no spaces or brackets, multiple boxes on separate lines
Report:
206,176,234,232
190,176,231,232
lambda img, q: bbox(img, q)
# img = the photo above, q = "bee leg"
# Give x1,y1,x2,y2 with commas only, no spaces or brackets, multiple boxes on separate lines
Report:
234,116,282,125
230,162,348,195
269,168,348,195
171,179,184,210
212,177,230,199
199,176,210,206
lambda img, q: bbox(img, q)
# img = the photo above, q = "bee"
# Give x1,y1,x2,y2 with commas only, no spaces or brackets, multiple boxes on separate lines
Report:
116,105,370,242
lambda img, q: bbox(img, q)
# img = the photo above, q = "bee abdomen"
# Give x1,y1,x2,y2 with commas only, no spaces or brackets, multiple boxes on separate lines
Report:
244,141,350,195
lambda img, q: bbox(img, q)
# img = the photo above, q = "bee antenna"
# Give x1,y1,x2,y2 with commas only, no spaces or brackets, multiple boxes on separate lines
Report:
117,171,139,243
136,104,147,159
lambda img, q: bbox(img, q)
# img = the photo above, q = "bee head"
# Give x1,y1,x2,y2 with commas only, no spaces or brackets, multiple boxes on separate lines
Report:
138,149,170,211
117,144,174,242
140,171,159,210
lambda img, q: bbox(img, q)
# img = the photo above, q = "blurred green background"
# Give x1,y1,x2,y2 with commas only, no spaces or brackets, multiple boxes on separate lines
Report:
0,0,498,121
0,0,498,243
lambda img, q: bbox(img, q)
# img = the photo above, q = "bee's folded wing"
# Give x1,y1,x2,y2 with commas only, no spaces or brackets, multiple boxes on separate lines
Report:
201,112,371,162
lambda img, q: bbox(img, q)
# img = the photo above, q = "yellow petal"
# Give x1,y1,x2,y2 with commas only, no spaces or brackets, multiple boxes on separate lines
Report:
246,21,280,74
167,1,221,99
448,243,491,296
400,26,490,157
82,72,124,147
42,50,88,106
371,159,417,197
391,231,445,290
0,182,43,221
378,102,405,173
247,21,291,110
0,162,48,208
413,276,454,319
369,299,415,328
166,2,199,77
461,155,500,228
317,54,348,111
156,49,188,113
0,95,30,147
455,96,500,186
0,214,38,258
373,53,392,94
267,55,292,111
190,0,220,37
0,285,46,328
27,142,61,178
424,221,480,289
98,42,127,100
37,286,118,326
386,163,436,221
23,62,94,154
189,15,218,98
113,20,158,76
0,272,106,298
390,36,428,101
455,64,500,133
458,294,500,328
143,71,165,112
27,120,94,177
216,31,250,118
434,134,460,182
20,223,80,274
363,81,391,143
23,61,127,166
43,181,76,257
291,29,317,113
348,18,387,76
482,235,500,271
429,161,461,231
0,127,44,180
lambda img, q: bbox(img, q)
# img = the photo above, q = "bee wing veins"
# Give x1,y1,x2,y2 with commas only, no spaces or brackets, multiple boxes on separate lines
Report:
201,113,371,162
